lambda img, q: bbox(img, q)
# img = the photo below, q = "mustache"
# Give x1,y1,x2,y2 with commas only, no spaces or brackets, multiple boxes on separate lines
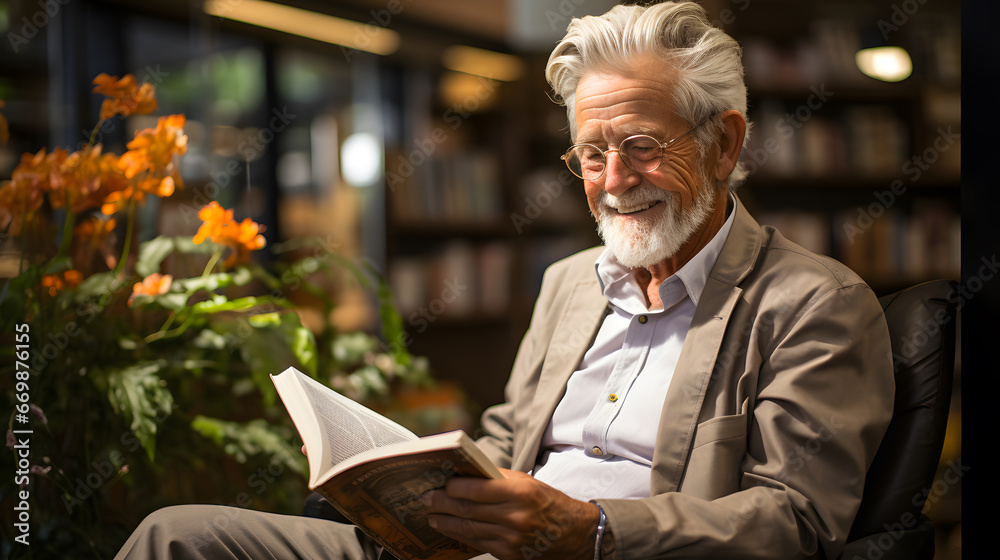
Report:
597,183,672,212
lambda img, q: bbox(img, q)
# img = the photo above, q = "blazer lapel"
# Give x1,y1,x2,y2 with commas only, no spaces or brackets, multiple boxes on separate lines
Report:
649,282,742,492
512,277,609,471
649,196,762,493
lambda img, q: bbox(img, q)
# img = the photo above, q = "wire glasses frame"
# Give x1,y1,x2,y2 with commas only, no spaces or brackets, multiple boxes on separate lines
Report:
560,116,713,180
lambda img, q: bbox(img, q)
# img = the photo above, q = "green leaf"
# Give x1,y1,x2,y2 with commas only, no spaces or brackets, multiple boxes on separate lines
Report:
118,337,138,350
135,236,175,277
42,255,73,275
171,268,253,295
129,291,188,311
349,365,389,400
331,332,377,367
213,311,317,404
190,416,306,476
289,322,319,377
174,236,223,255
73,271,125,302
105,361,175,461
248,312,282,328
191,329,227,350
191,295,287,315
246,262,282,290
135,236,226,277
375,277,410,367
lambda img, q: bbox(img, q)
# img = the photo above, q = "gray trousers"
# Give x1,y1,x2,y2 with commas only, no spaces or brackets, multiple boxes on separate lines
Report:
113,504,388,559
114,504,496,560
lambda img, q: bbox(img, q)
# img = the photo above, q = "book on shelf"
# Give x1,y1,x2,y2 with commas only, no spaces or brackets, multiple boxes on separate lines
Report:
393,150,502,224
270,366,503,560
833,202,959,287
389,241,513,320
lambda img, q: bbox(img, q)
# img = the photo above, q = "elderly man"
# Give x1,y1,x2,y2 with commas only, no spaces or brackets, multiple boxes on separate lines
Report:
116,2,893,559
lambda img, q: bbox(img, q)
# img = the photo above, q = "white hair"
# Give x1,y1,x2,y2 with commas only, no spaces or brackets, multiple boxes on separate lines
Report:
545,1,752,190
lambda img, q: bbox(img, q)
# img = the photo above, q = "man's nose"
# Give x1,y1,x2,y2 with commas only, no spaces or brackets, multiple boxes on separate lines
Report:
602,150,638,196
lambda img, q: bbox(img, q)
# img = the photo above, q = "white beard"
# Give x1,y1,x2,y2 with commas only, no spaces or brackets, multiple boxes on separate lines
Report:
595,181,715,269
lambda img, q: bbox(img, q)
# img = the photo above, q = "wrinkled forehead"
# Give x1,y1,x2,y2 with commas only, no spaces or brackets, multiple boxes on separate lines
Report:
572,53,679,120
573,58,683,143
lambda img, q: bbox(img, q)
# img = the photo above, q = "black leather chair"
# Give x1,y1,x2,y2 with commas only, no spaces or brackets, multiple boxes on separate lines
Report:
304,281,960,560
838,280,959,559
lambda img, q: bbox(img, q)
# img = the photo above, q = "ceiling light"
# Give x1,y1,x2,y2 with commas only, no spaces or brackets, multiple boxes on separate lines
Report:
855,46,912,82
341,133,383,187
442,45,525,82
204,0,400,56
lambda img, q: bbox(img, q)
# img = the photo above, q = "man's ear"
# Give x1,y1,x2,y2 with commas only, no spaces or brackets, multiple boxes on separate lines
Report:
713,109,747,182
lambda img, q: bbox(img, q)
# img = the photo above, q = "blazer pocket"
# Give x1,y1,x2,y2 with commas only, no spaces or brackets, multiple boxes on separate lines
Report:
682,400,750,500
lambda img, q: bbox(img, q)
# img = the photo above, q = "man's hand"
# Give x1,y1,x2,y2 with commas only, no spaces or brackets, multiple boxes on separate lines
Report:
422,469,600,560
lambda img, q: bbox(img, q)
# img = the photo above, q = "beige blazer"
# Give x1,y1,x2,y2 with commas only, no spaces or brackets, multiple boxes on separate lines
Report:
477,197,894,559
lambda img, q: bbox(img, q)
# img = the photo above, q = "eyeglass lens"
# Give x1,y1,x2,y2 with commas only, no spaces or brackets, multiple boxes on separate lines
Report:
565,135,667,180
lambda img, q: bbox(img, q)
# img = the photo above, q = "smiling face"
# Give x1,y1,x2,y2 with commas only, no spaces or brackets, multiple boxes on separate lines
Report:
574,56,725,269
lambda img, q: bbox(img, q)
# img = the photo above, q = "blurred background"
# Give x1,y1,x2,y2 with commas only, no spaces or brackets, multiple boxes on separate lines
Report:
0,0,960,557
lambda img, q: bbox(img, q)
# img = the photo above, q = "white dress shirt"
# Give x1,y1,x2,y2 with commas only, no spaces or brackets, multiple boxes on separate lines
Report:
532,196,737,501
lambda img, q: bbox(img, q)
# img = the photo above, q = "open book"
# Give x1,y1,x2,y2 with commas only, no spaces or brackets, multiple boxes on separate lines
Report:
270,366,502,560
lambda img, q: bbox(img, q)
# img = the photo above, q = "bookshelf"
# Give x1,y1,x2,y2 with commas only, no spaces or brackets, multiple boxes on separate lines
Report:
719,0,961,294
380,55,599,410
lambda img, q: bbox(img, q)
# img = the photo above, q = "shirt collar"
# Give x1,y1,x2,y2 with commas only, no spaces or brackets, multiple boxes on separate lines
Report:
595,193,737,311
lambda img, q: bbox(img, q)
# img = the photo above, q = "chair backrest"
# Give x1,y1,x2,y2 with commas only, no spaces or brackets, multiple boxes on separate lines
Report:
846,280,958,544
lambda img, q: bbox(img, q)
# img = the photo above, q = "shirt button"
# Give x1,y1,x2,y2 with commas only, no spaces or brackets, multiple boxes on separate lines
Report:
608,393,618,402
638,315,648,324
592,446,603,456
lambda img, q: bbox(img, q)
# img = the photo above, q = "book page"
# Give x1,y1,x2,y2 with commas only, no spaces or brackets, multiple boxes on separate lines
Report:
293,369,418,467
316,436,500,560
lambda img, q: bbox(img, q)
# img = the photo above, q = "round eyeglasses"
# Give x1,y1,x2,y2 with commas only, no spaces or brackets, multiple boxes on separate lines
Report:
561,117,712,180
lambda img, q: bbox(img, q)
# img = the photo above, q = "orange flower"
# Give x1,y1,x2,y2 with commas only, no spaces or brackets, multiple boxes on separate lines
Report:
218,218,267,267
49,145,127,214
40,270,84,297
102,115,186,215
128,273,173,307
0,148,62,235
92,73,157,121
192,202,266,267
193,201,233,244
118,114,188,182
